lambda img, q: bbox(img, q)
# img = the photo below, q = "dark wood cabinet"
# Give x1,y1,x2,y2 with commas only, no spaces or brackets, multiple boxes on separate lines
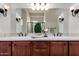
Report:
50,41,68,56
1,41,79,56
0,42,11,56
69,41,79,56
31,41,49,56
12,41,31,56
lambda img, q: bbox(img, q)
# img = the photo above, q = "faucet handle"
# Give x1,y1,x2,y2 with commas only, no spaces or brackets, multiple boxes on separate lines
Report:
57,32,62,36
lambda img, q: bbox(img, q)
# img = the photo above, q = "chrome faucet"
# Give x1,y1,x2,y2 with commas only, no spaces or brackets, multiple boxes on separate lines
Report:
53,32,62,37
57,32,62,36
17,32,27,37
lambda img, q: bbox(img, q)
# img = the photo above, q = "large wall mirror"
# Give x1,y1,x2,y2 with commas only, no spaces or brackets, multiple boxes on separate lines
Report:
0,3,76,37
15,8,69,36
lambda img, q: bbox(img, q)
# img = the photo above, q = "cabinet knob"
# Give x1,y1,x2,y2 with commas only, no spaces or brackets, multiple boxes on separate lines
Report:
14,44,16,46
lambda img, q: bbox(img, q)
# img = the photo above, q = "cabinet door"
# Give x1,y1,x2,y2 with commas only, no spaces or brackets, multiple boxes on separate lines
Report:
0,42,11,56
12,41,30,56
50,41,68,56
69,41,79,56
31,41,49,56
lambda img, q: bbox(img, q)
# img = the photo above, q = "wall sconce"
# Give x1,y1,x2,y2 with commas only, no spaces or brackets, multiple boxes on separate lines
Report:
16,17,21,22
0,8,8,16
16,17,23,26
0,5,9,17
58,16,64,22
71,9,79,17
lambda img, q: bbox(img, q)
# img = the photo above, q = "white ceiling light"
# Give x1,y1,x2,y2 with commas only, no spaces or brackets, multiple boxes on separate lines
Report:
32,7,35,10
37,7,40,10
45,8,48,10
70,7,74,11
31,3,49,11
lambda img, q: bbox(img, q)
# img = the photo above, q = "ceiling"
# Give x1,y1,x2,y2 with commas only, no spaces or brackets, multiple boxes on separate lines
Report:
10,3,76,13
11,3,75,8
0,3,75,13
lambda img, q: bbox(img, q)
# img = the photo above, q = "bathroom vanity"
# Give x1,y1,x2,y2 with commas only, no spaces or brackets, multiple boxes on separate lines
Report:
0,3,79,56
0,35,79,56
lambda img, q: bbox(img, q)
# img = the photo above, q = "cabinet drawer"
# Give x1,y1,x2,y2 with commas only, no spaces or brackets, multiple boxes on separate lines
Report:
32,48,49,56
32,41,49,49
69,41,79,56
0,42,11,56
12,41,31,56
50,41,68,56
31,41,49,56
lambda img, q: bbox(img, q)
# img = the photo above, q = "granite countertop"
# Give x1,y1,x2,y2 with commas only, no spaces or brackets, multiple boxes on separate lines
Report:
0,33,79,41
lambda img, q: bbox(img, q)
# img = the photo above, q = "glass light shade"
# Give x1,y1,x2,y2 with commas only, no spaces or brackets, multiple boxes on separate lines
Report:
45,8,48,10
41,7,44,10
37,7,40,10
58,16,62,18
32,8,35,10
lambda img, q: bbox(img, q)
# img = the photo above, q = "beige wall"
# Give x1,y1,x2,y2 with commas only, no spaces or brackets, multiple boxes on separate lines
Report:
69,4,79,36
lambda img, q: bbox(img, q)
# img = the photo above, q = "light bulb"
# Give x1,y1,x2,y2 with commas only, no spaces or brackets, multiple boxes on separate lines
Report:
45,8,48,10
70,7,74,11
44,28,48,32
58,16,62,18
37,8,40,10
32,8,35,10
41,7,44,10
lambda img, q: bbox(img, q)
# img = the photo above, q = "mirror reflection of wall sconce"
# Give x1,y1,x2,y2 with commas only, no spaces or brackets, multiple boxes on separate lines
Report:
16,17,21,22
58,16,64,22
71,9,79,17
16,17,23,26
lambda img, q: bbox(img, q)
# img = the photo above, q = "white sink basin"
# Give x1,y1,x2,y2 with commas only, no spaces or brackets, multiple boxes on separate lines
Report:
31,33,44,38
